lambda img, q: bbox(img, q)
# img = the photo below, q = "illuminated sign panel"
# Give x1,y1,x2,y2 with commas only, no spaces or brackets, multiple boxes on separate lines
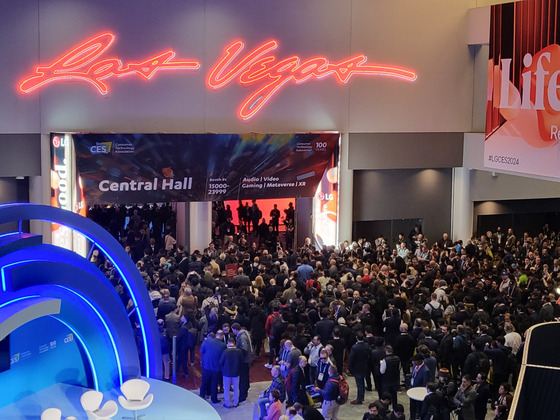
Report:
19,33,200,95
19,32,417,120
207,40,418,120
485,0,560,177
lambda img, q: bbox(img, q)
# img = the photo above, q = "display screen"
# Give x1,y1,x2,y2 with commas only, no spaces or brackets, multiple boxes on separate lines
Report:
0,336,10,373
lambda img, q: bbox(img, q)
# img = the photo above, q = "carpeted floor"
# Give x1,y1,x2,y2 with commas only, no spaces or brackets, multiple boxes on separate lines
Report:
171,349,273,391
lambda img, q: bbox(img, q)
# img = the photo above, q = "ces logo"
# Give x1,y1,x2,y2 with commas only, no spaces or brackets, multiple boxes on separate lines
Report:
89,142,112,155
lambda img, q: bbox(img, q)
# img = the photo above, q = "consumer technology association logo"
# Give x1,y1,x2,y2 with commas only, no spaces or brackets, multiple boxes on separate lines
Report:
89,142,112,155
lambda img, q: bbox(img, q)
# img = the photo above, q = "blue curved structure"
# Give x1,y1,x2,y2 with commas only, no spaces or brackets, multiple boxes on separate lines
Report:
0,203,161,406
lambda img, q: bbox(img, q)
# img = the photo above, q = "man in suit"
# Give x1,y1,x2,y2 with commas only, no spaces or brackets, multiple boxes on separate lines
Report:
474,373,490,420
420,382,444,420
349,331,372,405
410,353,430,420
290,356,309,407
200,332,226,404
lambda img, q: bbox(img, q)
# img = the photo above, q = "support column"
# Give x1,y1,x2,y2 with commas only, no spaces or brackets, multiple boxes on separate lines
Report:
188,201,212,253
30,134,53,241
451,167,473,242
176,202,187,250
337,132,353,246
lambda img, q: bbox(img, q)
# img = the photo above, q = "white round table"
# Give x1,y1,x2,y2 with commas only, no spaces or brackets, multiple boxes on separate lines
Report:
406,386,427,401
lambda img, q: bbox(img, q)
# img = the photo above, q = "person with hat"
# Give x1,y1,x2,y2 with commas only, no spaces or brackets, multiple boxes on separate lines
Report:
436,368,457,420
409,353,430,420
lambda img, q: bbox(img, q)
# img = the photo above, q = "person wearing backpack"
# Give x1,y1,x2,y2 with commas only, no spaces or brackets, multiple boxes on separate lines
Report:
462,339,490,380
315,365,341,420
425,293,444,322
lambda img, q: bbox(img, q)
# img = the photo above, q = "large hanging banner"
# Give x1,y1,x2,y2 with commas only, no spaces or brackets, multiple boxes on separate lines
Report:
485,0,560,178
73,133,338,204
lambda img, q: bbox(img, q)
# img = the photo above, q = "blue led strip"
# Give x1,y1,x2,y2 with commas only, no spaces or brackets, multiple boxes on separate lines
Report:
0,295,40,309
0,232,23,240
54,284,123,384
75,231,150,377
1,260,42,292
50,316,99,390
0,204,158,379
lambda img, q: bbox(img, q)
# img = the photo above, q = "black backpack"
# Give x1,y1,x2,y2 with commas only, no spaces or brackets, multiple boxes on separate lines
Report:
474,351,491,375
428,302,444,321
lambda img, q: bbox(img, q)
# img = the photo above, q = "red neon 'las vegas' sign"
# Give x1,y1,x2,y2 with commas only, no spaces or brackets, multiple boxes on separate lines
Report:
19,32,417,120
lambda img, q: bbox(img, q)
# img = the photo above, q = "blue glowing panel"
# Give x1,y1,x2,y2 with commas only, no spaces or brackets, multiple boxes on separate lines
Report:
0,316,87,407
0,203,161,380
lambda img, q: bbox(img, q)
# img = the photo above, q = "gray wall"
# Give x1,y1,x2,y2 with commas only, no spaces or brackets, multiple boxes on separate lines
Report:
353,168,453,246
0,0,476,135
0,177,29,233
348,132,464,170
0,134,41,177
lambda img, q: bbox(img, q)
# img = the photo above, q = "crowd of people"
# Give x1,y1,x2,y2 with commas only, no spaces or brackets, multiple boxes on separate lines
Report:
88,203,560,420
213,200,296,252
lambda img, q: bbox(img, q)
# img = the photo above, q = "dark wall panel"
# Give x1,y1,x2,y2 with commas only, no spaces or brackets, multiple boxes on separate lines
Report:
353,169,452,247
474,198,560,238
0,134,40,177
348,132,463,170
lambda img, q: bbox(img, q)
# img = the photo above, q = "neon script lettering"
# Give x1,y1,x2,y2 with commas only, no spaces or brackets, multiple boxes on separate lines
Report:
208,40,418,120
19,33,200,95
19,33,418,120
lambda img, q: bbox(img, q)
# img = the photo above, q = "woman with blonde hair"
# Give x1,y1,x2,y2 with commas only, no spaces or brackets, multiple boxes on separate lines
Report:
253,275,265,296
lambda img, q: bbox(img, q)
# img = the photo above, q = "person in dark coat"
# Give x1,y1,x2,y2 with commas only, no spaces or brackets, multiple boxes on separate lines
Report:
200,333,226,404
381,345,402,410
314,308,336,346
436,368,457,420
349,331,372,405
474,373,490,420
176,318,196,377
420,382,444,420
394,323,415,380
383,308,402,346
293,402,325,420
410,353,430,420
370,337,387,398
219,337,244,408
290,356,309,407
248,297,267,357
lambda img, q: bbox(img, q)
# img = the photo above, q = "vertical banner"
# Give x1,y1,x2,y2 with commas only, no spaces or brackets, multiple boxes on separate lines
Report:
485,0,560,177
312,139,339,248
50,133,88,256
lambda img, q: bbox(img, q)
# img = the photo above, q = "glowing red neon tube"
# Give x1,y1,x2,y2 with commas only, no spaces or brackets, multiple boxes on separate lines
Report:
18,33,418,121
19,32,200,95
208,40,418,120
